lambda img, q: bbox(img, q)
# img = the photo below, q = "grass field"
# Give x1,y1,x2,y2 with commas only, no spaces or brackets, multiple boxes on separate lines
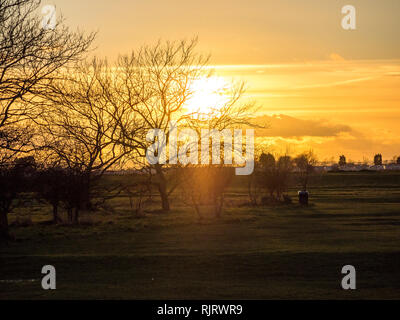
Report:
1,171,400,299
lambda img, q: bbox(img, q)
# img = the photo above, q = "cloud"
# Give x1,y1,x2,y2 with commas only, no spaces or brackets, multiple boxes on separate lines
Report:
386,71,400,77
294,76,376,89
251,116,400,161
252,114,352,138
328,53,345,61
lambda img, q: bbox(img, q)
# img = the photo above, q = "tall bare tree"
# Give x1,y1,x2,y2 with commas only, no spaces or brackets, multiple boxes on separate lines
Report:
112,38,253,212
37,59,127,223
0,0,95,147
0,0,94,239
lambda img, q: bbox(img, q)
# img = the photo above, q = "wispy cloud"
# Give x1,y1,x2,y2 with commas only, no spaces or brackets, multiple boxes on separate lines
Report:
293,76,376,89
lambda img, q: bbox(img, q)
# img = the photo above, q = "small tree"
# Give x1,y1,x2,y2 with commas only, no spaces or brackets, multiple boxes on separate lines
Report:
256,153,293,203
294,151,317,191
275,155,293,200
396,156,400,165
179,166,234,219
374,154,383,166
339,155,346,166
260,153,276,168
257,153,277,200
35,166,74,224
247,152,274,205
123,174,152,217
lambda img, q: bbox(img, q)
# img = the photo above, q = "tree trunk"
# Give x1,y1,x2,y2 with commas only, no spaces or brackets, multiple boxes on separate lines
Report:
155,164,170,212
0,211,10,242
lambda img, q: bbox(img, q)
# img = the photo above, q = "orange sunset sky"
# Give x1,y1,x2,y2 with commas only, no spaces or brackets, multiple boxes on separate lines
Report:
50,0,400,162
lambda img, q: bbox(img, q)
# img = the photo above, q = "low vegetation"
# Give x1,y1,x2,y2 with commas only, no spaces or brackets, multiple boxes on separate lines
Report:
1,171,400,299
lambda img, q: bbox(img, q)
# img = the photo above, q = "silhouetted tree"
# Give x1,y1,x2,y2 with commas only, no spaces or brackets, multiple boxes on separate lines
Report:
374,154,383,166
36,166,68,224
257,153,277,200
0,156,36,240
111,39,253,212
0,0,95,133
260,153,276,168
0,0,94,237
256,154,293,203
179,166,234,218
339,155,346,166
37,59,128,223
275,155,293,200
247,152,274,205
294,151,317,191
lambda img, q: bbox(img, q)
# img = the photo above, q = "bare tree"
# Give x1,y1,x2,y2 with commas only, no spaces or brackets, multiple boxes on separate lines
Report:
123,174,152,217
0,0,95,130
109,39,207,212
0,0,94,238
339,155,346,166
0,124,34,165
257,152,277,201
294,151,317,191
374,153,383,166
255,153,293,204
112,38,254,212
37,59,127,223
179,166,234,219
0,156,36,240
35,165,71,224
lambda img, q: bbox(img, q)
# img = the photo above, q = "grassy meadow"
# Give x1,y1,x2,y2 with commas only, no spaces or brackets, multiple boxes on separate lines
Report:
1,171,400,299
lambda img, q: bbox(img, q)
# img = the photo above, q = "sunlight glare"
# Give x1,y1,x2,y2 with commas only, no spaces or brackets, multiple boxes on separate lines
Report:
184,76,230,119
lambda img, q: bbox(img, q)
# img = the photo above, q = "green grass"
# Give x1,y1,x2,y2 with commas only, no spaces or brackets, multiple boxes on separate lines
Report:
1,172,400,299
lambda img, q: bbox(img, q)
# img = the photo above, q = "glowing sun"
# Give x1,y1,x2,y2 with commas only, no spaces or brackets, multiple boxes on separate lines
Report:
184,76,230,118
